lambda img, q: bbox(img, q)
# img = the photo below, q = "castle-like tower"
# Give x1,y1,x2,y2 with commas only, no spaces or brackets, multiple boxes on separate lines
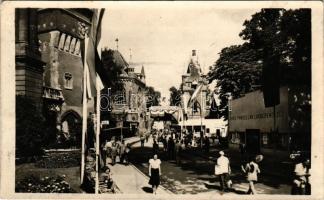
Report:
181,50,209,119
101,48,148,137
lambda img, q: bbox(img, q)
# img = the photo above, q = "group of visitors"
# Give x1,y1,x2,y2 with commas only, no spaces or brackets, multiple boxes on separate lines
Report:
215,150,263,194
102,137,131,166
100,130,311,195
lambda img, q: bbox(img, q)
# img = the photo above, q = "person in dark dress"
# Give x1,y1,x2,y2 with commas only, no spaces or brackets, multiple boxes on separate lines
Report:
149,154,162,194
167,137,175,160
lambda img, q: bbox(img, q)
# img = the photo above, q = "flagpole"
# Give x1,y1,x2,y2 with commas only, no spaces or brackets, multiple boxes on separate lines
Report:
81,44,88,185
200,88,203,148
95,75,100,194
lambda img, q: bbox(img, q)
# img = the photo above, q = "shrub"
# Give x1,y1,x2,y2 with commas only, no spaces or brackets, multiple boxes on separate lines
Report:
15,175,75,193
16,95,46,158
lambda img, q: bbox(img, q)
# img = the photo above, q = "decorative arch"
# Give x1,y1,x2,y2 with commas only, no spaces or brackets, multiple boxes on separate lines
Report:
61,109,82,122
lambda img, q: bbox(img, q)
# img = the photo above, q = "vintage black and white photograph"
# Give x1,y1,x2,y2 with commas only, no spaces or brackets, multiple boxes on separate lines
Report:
1,1,322,198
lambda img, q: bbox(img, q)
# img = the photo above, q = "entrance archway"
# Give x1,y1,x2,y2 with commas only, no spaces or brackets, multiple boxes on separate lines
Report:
60,110,82,148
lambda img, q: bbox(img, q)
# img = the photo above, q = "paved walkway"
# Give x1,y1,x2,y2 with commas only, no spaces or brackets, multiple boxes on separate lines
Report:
129,136,291,195
106,136,172,195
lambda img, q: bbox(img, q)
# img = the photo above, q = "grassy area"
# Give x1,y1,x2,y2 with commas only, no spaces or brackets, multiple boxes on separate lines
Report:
16,163,82,193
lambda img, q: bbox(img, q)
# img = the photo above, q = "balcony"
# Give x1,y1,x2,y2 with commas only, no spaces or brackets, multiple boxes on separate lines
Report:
42,86,64,102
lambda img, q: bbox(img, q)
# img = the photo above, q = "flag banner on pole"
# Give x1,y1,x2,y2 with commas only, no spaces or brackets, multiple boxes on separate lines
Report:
188,84,203,108
81,8,105,99
80,8,105,188
182,95,188,115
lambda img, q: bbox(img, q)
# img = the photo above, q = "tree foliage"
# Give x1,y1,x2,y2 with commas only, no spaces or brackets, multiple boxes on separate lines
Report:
101,49,124,92
208,8,311,119
169,86,182,106
208,43,262,119
146,86,161,108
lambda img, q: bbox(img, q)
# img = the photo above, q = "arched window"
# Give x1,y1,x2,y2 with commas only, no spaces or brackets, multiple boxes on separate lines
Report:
64,72,73,89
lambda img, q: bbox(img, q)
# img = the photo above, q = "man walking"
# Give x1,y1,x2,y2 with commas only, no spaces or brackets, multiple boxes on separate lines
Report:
204,136,210,153
215,151,231,192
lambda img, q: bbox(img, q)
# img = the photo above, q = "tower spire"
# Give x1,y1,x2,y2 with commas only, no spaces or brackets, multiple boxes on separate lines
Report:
115,38,119,50
129,48,132,63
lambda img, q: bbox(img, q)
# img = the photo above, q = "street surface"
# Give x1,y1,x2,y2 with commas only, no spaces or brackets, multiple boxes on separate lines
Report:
128,137,291,195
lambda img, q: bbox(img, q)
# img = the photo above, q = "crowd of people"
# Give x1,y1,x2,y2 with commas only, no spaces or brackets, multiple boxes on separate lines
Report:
146,128,311,195
102,136,131,166
99,129,311,195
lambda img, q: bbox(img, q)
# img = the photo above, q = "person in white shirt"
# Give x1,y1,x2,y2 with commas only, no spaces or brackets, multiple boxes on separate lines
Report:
292,157,311,195
215,151,231,192
241,155,262,195
148,154,162,194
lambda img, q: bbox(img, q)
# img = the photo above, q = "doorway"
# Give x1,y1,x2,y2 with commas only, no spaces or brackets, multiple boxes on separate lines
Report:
246,129,260,154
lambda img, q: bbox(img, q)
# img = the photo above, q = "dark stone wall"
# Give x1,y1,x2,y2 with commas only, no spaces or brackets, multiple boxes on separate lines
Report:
15,8,45,109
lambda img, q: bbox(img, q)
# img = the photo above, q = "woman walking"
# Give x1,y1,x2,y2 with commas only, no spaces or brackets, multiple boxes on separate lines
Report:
148,154,162,194
241,155,263,194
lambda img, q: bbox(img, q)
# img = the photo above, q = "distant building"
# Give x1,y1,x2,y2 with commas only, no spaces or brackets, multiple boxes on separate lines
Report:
181,50,209,118
101,49,149,138
180,50,227,137
228,86,311,155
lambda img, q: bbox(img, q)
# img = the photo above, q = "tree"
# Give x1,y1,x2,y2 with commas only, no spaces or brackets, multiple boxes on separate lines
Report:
101,49,124,92
239,8,311,86
146,86,161,108
169,86,182,106
208,43,262,119
208,8,311,119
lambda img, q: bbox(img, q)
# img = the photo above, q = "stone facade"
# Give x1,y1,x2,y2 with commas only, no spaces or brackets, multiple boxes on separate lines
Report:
15,8,96,145
37,9,96,142
15,9,45,110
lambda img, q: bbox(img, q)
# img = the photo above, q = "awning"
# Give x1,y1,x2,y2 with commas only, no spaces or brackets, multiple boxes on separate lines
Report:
149,106,182,122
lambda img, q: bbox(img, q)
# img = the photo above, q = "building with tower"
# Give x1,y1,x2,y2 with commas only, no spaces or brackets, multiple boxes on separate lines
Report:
100,48,149,139
180,50,227,137
16,8,96,147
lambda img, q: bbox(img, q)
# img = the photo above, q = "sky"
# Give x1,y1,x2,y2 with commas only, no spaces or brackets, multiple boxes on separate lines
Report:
101,4,259,101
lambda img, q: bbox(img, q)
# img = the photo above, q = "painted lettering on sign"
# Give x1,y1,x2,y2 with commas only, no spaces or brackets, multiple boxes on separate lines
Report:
230,111,283,121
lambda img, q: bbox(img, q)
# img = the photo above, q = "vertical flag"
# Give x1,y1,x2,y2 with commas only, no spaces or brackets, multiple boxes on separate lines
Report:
82,8,105,99
188,84,203,108
80,9,105,188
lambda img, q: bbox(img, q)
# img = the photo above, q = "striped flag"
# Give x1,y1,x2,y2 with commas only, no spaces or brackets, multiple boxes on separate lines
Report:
188,84,203,108
82,9,105,99
80,9,105,186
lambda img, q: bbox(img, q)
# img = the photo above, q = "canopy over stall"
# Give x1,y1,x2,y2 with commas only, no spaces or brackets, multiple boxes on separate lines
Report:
149,106,183,123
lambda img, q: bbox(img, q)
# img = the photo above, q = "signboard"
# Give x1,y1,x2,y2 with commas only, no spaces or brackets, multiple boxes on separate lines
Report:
101,120,109,125
229,87,289,133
